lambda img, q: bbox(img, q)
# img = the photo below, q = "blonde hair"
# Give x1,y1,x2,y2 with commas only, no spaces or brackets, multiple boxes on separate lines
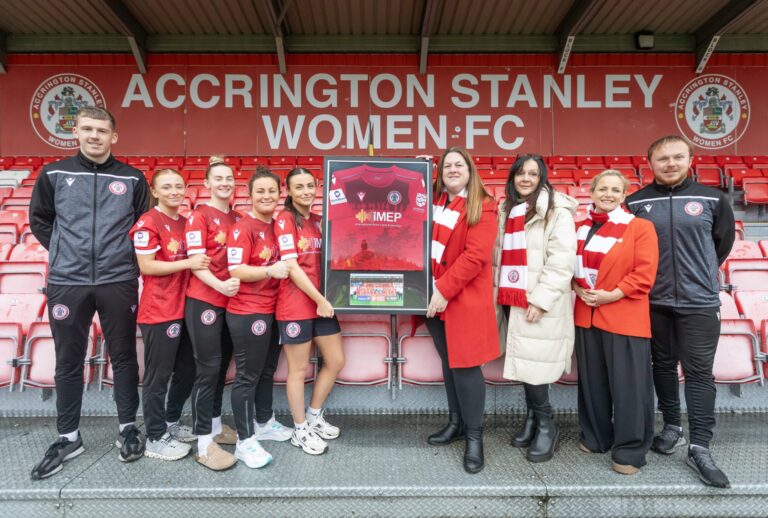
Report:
590,169,629,193
205,155,232,179
434,147,492,226
148,168,185,209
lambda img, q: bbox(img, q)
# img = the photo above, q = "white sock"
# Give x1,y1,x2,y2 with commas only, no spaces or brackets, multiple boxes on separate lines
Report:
197,433,214,456
255,419,269,430
306,406,321,423
212,416,222,436
60,430,79,442
294,421,307,431
118,422,135,433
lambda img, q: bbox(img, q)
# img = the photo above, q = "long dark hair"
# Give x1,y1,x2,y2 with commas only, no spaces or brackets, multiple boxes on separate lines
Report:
503,154,554,222
283,167,315,228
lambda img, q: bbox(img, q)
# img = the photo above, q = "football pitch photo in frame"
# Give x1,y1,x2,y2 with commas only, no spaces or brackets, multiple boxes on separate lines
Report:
322,157,432,314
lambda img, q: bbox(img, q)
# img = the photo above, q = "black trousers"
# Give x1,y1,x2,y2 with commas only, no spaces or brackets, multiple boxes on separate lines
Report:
139,320,196,440
650,306,719,448
575,326,654,468
47,281,140,435
426,317,485,428
184,298,233,436
226,312,282,440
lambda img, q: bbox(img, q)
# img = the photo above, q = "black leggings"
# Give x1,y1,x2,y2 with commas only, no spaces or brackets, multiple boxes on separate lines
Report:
184,298,233,436
426,317,485,428
139,320,196,441
226,312,281,440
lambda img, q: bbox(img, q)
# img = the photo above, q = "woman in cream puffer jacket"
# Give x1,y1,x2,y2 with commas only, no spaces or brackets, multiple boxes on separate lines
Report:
493,154,577,463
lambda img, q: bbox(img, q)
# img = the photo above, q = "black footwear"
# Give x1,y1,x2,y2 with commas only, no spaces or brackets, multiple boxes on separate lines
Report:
428,412,465,446
651,424,686,455
115,425,145,462
464,426,484,474
686,446,731,488
30,435,85,480
526,415,560,463
511,409,536,448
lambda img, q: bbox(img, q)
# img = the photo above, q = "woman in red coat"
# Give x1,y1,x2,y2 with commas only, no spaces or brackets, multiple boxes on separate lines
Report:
427,147,499,474
572,169,659,475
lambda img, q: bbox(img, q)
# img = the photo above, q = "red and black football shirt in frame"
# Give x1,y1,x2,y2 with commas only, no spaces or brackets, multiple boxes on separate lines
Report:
184,204,241,308
226,213,281,315
129,206,190,325
326,165,428,271
274,210,323,321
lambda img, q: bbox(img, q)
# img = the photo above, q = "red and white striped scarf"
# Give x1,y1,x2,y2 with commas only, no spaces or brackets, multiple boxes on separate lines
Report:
574,205,634,289
497,202,528,309
431,190,466,280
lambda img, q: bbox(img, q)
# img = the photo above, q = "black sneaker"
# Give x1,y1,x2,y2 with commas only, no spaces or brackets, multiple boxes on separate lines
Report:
30,435,85,480
686,446,731,488
115,425,145,462
651,424,686,454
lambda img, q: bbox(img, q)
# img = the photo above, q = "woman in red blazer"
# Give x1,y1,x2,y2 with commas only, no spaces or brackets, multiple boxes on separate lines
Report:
427,147,499,474
572,169,659,476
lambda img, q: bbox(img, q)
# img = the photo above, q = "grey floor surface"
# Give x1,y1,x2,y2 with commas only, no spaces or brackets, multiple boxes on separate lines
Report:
1,413,766,517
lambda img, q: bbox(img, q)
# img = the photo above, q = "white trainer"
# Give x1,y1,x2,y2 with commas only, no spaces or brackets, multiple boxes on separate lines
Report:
290,427,328,455
167,422,196,443
308,410,340,440
235,436,273,469
254,416,292,442
144,432,191,461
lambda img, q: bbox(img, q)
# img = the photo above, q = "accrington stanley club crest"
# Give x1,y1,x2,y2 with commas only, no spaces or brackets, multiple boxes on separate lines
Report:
675,74,750,150
30,74,107,150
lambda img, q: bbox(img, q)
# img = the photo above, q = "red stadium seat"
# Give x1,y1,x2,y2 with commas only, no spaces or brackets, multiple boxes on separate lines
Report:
19,224,39,244
0,242,12,260
734,291,768,328
727,258,768,290
14,157,43,168
0,294,46,335
155,157,184,168
0,223,18,244
573,169,600,184
336,320,392,385
759,240,768,257
743,178,768,205
694,164,723,188
735,220,746,240
713,319,763,383
397,319,442,385
492,156,514,169
9,243,48,262
22,322,99,389
0,261,47,293
568,185,591,198
693,156,716,165
240,157,262,169
0,322,23,389
727,240,762,260
719,291,741,319
549,156,576,167
557,351,579,385
715,155,743,168
549,169,574,180
576,156,605,168
481,356,519,385
273,347,316,384
726,167,761,190
127,157,156,168
744,155,768,168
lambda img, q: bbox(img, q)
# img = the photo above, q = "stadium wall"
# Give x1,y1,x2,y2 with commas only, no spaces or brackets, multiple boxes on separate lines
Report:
0,53,766,157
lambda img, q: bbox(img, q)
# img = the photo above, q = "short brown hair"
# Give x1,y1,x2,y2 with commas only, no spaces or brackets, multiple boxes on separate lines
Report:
76,106,116,130
590,170,629,193
647,135,693,161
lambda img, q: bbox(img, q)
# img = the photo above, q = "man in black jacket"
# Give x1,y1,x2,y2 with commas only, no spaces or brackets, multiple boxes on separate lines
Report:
627,135,735,488
29,106,149,480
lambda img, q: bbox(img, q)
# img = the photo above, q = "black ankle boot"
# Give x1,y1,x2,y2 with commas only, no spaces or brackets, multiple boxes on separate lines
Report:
511,409,536,448
464,426,484,474
428,412,465,445
526,414,560,463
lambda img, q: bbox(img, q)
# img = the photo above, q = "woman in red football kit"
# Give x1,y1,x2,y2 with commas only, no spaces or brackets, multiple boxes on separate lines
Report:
225,167,292,469
274,167,345,456
184,156,241,471
130,169,211,461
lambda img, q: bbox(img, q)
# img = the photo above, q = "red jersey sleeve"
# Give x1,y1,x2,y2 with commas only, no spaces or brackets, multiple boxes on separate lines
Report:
227,220,253,271
185,210,207,256
130,213,161,255
274,211,299,260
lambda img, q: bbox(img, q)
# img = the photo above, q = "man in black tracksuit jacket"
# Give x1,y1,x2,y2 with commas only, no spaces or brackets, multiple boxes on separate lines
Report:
626,136,735,489
29,107,149,480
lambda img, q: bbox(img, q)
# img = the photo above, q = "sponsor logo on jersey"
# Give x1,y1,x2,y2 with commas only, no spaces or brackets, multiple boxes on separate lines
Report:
357,192,366,202
213,218,220,226
164,224,170,232
188,215,195,224
186,230,203,247
286,322,301,338
507,270,520,283
329,188,347,205
644,204,653,213
65,177,75,187
675,74,750,150
133,230,150,248
167,238,181,255
415,193,427,207
251,320,267,336
259,231,265,240
277,219,286,230
109,181,127,195
259,246,272,261
278,234,294,250
228,247,243,264
137,220,145,227
214,230,227,246
166,323,182,338
52,304,70,320
297,236,321,252
201,309,217,325
233,229,241,240
685,201,704,216
387,190,402,205
30,74,107,150
355,209,402,224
